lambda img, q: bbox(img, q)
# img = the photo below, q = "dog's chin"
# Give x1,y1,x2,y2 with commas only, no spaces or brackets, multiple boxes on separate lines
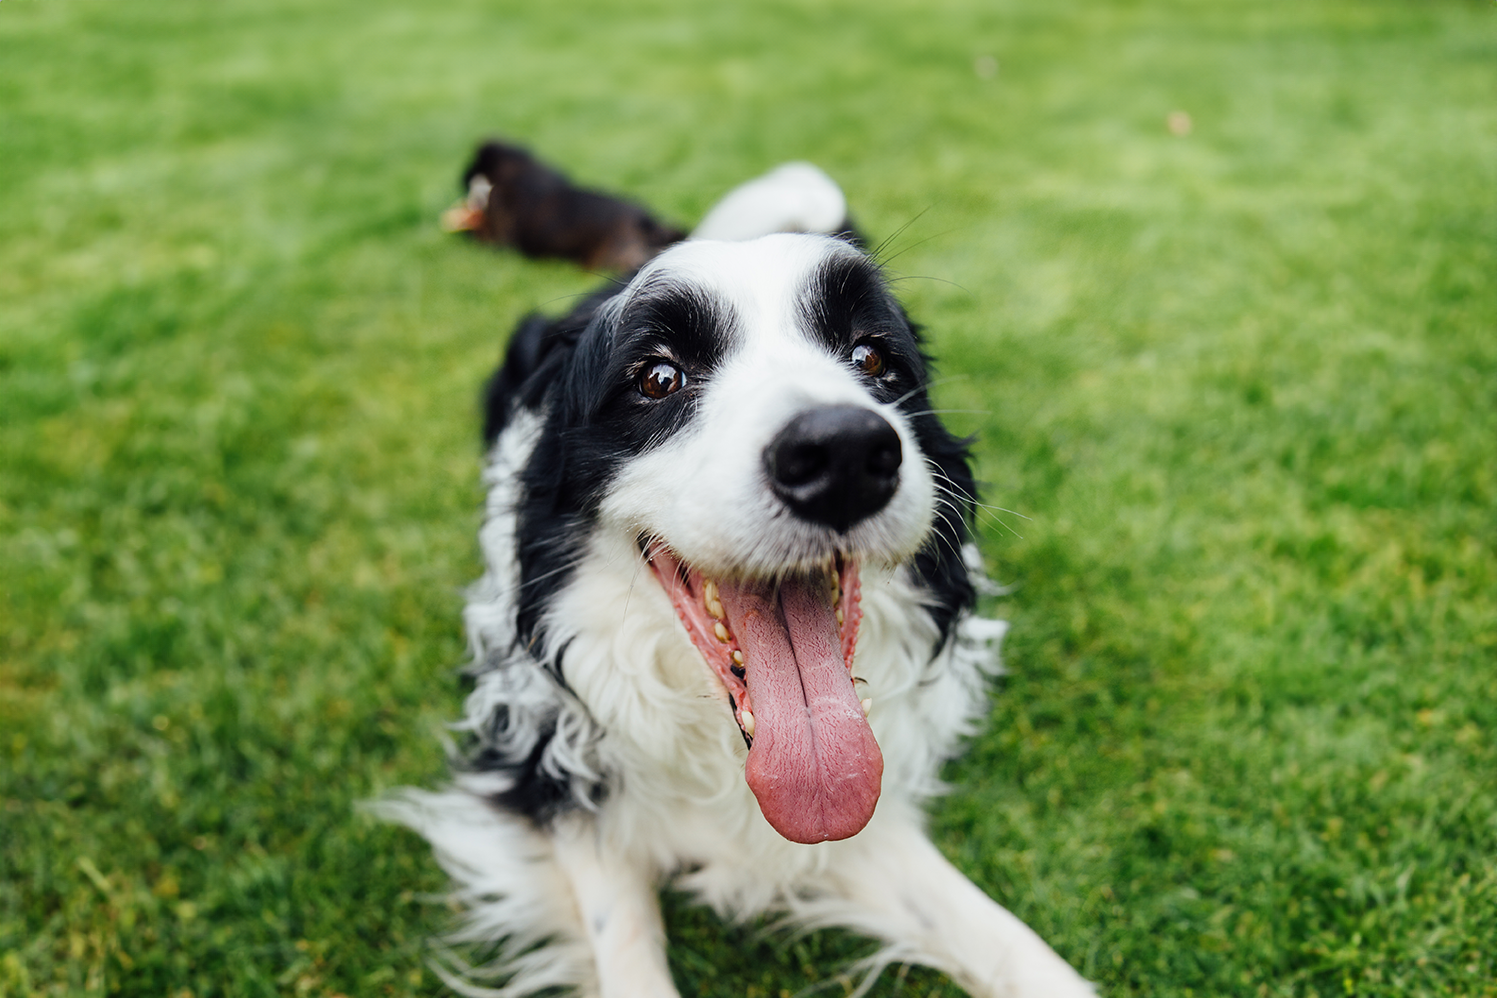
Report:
645,544,881,844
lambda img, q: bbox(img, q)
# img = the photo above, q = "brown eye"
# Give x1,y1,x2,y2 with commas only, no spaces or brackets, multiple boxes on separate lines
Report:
852,342,886,378
639,361,685,399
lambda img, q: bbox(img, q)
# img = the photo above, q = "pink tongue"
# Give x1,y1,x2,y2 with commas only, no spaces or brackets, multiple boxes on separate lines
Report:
719,575,883,843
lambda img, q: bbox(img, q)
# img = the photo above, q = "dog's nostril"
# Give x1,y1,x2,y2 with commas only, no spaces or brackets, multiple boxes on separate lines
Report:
867,438,901,477
775,442,830,486
765,405,902,532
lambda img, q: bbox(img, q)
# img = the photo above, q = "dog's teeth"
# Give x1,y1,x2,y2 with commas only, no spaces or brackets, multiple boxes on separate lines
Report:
836,607,844,625
741,710,755,737
708,599,725,620
714,621,730,642
704,580,724,619
860,698,872,717
731,650,744,665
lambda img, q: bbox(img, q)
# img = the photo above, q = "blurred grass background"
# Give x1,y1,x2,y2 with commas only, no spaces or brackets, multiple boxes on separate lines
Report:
1,0,1494,995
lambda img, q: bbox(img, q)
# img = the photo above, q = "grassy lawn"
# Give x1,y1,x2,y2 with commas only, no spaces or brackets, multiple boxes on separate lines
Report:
2,0,1493,995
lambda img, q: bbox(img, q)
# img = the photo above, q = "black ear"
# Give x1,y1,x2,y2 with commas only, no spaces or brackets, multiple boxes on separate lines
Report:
481,284,622,447
909,414,978,646
482,312,552,445
892,305,978,647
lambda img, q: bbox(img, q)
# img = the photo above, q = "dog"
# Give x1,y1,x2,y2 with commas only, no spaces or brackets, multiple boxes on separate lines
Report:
441,141,687,271
383,166,1094,998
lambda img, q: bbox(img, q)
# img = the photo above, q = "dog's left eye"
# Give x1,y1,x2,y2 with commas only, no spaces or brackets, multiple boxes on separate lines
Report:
851,343,886,379
639,361,686,399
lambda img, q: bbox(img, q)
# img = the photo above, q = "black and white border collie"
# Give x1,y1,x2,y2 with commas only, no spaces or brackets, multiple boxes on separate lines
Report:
382,167,1094,998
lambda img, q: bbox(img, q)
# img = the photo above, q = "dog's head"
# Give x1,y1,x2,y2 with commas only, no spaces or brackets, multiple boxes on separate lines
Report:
491,234,977,842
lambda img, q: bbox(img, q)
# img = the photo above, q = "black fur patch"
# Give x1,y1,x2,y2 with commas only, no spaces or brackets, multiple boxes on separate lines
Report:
467,722,603,823
507,283,735,656
482,284,620,446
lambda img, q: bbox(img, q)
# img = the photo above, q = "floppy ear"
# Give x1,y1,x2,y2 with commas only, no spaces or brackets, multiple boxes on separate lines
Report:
482,312,553,445
894,305,979,646
481,285,620,446
910,410,978,646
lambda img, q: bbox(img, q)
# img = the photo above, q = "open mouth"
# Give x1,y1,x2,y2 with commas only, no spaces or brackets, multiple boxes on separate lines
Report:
646,545,882,844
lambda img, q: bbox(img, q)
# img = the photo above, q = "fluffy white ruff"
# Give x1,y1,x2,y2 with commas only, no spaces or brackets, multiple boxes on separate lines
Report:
530,536,1004,900
378,549,1011,994
382,468,1021,992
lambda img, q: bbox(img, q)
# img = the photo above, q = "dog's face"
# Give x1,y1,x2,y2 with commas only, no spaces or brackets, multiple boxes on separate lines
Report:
506,234,975,843
599,236,938,574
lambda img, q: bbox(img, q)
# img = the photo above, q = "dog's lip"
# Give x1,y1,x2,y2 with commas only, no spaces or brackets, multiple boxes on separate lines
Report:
642,543,864,747
646,547,752,745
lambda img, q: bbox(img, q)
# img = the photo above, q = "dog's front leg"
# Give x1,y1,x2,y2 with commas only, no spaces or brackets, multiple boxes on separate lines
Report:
552,818,681,998
821,819,1096,997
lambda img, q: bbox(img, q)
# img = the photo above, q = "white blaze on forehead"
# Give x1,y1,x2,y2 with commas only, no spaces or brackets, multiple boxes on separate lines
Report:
622,233,859,345
600,234,937,577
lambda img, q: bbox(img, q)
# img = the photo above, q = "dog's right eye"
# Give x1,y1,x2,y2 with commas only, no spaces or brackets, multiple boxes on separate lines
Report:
851,342,887,379
639,361,686,400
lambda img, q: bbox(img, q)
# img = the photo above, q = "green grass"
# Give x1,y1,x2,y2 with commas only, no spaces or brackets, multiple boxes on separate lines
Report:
2,0,1494,995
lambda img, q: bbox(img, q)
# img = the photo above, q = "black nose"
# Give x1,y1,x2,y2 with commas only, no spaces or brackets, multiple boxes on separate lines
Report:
764,405,902,532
